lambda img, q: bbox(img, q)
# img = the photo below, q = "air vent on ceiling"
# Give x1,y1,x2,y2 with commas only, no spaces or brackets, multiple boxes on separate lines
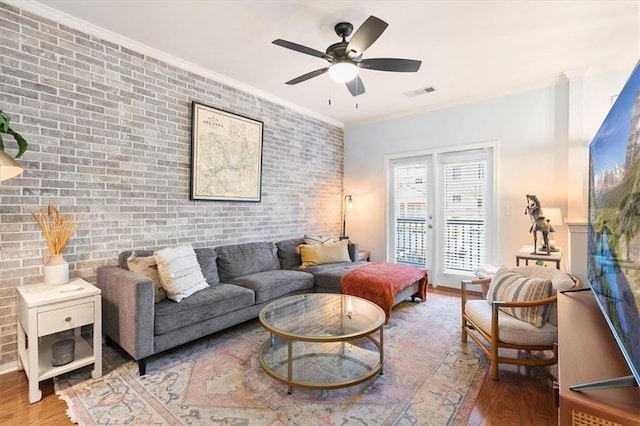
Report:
404,86,435,98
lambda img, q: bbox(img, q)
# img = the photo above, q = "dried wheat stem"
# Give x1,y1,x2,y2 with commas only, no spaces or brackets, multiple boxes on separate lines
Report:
31,204,77,255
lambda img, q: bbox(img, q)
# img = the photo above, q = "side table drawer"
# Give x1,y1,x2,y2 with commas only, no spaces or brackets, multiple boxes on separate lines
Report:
38,301,94,336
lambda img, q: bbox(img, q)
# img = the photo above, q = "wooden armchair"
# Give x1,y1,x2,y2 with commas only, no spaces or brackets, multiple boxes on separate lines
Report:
461,266,581,380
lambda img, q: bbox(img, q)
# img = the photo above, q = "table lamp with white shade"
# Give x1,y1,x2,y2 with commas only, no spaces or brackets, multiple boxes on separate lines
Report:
543,207,563,251
0,151,23,181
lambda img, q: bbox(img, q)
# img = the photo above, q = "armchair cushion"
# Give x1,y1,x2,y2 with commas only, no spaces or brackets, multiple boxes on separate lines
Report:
486,267,553,327
465,299,557,345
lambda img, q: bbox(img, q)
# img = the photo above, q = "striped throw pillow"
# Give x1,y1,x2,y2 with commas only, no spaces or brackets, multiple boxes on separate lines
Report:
127,252,167,303
486,267,553,327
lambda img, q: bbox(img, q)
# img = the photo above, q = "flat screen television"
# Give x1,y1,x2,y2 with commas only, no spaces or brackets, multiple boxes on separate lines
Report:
584,60,640,390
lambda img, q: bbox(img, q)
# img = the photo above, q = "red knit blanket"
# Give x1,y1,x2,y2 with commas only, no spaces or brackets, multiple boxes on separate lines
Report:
341,262,428,324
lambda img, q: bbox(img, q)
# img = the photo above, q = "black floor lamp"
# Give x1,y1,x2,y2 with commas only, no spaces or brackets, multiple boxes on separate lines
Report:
340,194,353,240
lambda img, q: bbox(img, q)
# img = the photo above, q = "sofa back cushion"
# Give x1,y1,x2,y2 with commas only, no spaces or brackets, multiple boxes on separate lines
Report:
275,238,304,270
195,248,220,285
118,248,220,285
215,241,280,282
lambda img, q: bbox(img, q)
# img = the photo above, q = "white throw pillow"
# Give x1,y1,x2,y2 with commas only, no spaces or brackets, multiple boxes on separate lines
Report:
154,244,209,302
127,252,167,303
303,234,333,245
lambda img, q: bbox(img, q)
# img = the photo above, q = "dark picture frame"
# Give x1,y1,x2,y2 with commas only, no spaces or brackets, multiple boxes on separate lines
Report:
190,101,263,201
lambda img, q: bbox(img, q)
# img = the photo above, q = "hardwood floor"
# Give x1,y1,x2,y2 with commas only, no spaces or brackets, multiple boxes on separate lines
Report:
468,358,557,425
0,371,68,425
0,287,558,425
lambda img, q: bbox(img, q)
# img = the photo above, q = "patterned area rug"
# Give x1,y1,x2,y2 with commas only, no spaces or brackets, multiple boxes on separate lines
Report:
55,293,488,425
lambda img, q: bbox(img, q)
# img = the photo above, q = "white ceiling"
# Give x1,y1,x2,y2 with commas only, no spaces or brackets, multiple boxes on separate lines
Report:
17,1,640,127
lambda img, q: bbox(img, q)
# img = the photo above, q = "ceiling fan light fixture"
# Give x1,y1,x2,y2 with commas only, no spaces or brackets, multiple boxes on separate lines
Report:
274,15,420,96
328,62,358,83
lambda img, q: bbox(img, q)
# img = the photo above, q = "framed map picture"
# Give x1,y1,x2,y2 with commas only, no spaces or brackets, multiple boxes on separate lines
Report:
190,102,264,201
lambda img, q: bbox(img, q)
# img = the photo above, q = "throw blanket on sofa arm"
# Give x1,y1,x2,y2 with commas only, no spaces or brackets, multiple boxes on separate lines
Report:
341,262,428,324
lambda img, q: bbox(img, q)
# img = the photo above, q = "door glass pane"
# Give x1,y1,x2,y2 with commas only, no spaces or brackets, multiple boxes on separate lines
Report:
442,158,487,273
392,162,427,267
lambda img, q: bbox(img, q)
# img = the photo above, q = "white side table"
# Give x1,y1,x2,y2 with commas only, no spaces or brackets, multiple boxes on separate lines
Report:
515,245,563,269
17,278,102,403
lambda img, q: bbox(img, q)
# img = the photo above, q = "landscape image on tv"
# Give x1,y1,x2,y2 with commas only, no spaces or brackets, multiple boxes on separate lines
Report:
588,61,640,385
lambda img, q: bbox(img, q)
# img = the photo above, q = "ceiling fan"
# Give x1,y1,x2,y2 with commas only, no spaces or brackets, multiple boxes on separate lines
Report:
272,15,422,97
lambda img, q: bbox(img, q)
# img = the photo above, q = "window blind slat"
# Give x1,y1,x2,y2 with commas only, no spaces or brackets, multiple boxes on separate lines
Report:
390,160,428,267
442,159,487,272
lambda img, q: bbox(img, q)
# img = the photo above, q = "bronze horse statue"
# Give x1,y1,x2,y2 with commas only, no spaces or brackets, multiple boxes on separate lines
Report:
524,194,555,254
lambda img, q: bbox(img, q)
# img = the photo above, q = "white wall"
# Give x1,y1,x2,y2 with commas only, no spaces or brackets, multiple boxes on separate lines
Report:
344,67,633,284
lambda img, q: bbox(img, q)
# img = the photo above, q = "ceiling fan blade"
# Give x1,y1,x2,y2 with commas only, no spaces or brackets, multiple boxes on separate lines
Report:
346,75,366,96
285,67,329,85
346,16,388,56
272,39,327,59
359,58,422,72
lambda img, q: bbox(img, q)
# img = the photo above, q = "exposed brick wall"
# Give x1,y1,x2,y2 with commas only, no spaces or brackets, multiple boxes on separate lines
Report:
0,3,344,368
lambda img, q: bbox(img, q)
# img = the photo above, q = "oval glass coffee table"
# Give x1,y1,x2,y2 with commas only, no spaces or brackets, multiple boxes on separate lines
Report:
258,293,385,394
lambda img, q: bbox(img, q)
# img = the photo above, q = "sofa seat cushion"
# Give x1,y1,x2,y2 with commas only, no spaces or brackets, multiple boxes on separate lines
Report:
216,242,280,282
229,270,314,304
309,262,368,292
154,283,255,335
465,299,557,346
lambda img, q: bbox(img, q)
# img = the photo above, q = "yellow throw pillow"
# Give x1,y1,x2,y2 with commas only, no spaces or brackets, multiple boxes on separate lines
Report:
486,267,553,327
299,240,350,269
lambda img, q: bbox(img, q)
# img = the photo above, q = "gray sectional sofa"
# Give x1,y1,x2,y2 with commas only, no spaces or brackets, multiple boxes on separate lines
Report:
97,238,368,375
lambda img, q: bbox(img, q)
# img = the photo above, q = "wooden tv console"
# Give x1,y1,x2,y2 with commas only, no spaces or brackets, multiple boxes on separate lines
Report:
558,291,640,425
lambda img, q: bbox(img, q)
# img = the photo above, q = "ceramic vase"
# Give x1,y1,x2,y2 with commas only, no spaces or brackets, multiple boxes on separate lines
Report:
43,254,69,285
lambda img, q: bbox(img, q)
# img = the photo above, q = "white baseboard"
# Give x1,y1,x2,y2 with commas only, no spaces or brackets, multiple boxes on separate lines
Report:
0,361,19,376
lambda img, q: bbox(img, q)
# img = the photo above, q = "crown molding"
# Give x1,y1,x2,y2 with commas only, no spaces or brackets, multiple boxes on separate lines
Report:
5,0,344,129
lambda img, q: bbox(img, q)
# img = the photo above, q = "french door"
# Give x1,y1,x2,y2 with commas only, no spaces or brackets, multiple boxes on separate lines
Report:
387,146,493,288
388,155,434,271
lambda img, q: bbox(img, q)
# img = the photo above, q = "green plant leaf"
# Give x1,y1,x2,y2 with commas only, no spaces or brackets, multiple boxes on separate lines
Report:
9,130,28,158
0,111,9,134
0,108,28,158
